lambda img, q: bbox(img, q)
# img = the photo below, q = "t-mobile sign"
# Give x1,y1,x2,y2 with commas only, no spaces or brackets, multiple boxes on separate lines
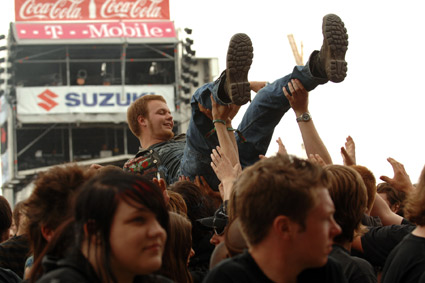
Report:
15,21,176,40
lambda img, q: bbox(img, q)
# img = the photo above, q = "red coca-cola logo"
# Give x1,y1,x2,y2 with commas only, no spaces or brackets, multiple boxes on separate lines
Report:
15,0,170,21
100,0,163,19
19,0,83,20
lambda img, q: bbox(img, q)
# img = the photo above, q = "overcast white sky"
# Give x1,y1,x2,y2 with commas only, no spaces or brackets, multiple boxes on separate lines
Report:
1,0,424,183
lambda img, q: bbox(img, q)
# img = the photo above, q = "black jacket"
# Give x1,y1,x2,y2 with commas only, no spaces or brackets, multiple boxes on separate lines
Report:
37,251,173,283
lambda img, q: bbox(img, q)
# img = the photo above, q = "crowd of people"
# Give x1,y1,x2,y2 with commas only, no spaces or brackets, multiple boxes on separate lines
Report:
0,13,424,283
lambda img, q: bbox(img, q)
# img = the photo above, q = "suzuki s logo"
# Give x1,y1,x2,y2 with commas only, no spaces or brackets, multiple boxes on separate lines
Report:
38,89,59,111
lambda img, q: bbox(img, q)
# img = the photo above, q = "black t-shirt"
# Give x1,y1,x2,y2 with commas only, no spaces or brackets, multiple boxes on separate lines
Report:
381,233,425,283
419,271,425,283
203,250,347,283
359,224,415,268
330,244,376,283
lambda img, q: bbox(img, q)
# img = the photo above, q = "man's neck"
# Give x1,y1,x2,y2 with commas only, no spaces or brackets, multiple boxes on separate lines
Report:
139,136,168,149
412,225,425,238
249,243,302,283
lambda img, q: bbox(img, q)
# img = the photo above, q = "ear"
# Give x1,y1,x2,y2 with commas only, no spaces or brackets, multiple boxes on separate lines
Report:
40,225,55,242
138,115,148,128
392,202,400,213
83,220,102,245
273,215,294,240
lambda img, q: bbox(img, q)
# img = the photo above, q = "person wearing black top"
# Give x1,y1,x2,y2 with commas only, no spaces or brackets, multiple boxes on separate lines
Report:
381,165,425,283
325,165,377,283
37,171,173,283
204,155,343,282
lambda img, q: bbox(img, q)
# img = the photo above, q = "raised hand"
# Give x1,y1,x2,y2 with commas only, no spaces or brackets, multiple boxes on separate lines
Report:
283,79,309,115
210,146,241,182
380,157,415,194
276,137,288,156
341,135,356,165
309,153,327,167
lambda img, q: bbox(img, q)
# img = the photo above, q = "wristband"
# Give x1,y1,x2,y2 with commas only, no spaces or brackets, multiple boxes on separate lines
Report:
213,119,226,125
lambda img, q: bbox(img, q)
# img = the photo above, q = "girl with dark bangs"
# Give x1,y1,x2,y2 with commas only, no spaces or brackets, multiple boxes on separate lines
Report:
37,170,172,283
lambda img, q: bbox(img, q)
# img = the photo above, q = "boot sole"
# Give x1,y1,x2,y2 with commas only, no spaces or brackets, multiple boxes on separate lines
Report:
322,14,349,83
226,33,253,105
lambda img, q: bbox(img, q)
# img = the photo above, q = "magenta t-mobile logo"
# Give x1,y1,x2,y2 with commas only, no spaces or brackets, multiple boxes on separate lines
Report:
37,89,59,111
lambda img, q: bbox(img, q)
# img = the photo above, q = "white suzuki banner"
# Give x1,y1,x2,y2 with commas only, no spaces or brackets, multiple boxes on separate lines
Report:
17,85,175,116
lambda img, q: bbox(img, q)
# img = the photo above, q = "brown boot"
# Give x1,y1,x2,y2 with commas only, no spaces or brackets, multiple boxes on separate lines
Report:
225,33,253,105
317,14,349,83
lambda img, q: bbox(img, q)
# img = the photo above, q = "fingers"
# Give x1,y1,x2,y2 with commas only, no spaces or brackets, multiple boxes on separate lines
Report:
341,146,349,162
380,175,391,183
210,148,221,167
210,94,216,106
309,153,326,167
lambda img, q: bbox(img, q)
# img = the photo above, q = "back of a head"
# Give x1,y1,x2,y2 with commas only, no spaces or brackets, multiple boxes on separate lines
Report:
232,155,328,246
24,164,96,260
224,217,247,257
159,212,192,283
168,181,216,242
350,165,377,213
209,242,229,270
377,182,406,215
0,196,12,242
167,190,188,216
405,165,425,226
325,165,367,244
11,200,28,237
127,94,166,137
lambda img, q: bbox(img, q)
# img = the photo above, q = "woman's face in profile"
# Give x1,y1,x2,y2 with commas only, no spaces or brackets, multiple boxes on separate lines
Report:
108,199,167,278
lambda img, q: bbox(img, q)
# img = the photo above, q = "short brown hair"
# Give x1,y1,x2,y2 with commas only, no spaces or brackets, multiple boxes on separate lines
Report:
377,182,406,216
405,165,425,225
167,190,188,216
127,95,166,137
25,164,96,260
351,165,376,212
232,155,329,246
325,165,367,244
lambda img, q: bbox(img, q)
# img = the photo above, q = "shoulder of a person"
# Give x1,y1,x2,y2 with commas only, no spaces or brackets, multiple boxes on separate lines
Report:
36,266,93,283
203,253,251,282
173,133,186,142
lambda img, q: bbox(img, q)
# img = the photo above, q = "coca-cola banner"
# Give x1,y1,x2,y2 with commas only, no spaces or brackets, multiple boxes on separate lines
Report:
14,21,176,41
15,0,170,22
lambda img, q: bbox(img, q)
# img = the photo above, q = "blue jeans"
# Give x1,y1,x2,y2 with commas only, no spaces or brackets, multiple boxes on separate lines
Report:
179,62,328,190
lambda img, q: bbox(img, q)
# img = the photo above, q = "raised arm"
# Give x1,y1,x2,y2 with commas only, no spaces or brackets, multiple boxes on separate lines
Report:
283,79,332,165
210,95,240,167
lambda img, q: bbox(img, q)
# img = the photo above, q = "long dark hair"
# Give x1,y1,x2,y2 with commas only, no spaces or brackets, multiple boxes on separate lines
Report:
158,212,193,283
74,170,169,283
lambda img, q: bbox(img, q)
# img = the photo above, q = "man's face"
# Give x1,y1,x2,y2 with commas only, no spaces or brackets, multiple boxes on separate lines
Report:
292,188,341,268
144,100,174,141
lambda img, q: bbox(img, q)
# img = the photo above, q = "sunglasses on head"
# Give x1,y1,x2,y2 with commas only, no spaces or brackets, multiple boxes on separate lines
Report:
213,225,225,236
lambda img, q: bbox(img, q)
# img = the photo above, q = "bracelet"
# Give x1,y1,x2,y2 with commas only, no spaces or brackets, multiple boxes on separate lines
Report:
226,127,234,131
212,119,226,125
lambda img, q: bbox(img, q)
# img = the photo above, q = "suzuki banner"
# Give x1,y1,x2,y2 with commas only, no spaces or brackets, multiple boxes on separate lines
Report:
14,21,176,41
15,0,170,22
17,85,175,117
